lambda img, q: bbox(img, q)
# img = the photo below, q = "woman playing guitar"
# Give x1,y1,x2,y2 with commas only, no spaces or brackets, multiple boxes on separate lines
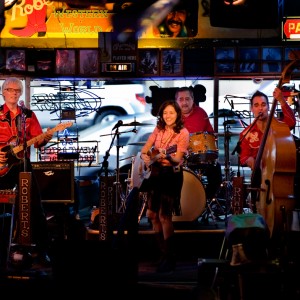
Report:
140,100,189,273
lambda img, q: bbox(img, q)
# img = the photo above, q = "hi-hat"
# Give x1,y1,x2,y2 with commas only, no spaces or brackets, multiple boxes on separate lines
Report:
122,121,153,126
207,109,238,118
128,141,147,146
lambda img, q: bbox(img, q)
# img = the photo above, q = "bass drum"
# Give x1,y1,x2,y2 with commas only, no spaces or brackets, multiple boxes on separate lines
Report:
173,168,206,222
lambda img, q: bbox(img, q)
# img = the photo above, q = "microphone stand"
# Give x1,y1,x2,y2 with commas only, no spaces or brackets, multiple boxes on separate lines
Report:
97,128,118,242
16,106,33,253
98,123,136,241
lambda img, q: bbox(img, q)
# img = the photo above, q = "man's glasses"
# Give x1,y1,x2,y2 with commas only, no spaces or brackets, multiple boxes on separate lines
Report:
5,88,21,93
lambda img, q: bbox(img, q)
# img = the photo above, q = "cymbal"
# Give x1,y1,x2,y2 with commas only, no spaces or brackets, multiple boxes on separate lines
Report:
128,141,147,146
120,155,136,161
121,121,153,126
207,109,238,118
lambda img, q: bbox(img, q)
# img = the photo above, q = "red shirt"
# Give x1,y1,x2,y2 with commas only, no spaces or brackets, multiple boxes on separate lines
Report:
182,105,214,134
239,102,296,166
0,104,43,158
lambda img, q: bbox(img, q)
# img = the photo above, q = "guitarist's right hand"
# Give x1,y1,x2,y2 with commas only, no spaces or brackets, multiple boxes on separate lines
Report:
0,150,7,163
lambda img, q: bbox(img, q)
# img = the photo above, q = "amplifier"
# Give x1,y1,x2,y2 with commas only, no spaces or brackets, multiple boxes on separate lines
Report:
32,161,75,203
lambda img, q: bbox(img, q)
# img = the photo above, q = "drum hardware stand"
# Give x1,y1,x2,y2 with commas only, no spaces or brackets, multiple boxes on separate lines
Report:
200,196,226,225
222,122,234,226
231,113,262,213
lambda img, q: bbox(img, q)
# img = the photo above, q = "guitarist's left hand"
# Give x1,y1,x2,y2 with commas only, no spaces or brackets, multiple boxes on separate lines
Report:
37,127,53,147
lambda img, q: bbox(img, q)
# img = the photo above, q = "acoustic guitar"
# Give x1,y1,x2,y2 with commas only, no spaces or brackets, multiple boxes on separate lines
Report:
131,145,177,189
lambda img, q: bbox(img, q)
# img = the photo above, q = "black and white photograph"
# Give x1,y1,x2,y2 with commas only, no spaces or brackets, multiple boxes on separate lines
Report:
137,49,159,76
161,49,183,76
262,47,282,61
262,62,282,73
239,47,260,73
215,47,235,61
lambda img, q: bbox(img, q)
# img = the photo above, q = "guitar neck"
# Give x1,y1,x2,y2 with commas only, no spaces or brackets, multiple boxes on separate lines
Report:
13,126,59,155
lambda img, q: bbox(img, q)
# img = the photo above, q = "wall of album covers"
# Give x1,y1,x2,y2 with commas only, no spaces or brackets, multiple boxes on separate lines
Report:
1,45,300,78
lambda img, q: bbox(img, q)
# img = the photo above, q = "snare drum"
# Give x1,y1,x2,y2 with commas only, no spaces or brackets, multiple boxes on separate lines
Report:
187,131,218,165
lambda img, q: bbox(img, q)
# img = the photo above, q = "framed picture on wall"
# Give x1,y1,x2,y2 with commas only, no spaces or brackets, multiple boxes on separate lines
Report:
215,47,236,74
262,62,282,73
238,47,260,73
215,47,235,61
79,49,99,75
55,49,76,75
262,47,282,61
284,47,300,61
137,49,159,76
6,49,26,71
261,47,282,73
160,49,183,76
35,50,55,73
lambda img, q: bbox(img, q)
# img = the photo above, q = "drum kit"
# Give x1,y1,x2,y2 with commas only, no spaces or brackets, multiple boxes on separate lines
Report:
106,116,237,225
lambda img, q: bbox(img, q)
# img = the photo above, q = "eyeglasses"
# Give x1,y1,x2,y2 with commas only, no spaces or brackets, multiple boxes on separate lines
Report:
5,88,21,93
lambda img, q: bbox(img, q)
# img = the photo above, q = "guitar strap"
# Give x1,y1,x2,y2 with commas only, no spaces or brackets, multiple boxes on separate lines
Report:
164,132,177,151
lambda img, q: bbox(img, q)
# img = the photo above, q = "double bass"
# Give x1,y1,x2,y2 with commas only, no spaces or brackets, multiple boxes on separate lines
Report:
251,57,300,238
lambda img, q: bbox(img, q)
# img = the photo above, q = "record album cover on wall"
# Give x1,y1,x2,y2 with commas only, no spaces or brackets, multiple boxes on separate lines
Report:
55,49,76,75
6,49,26,71
137,49,159,77
79,49,99,75
161,49,183,76
238,47,260,73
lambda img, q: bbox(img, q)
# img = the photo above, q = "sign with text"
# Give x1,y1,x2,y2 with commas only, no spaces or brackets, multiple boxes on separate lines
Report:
282,18,300,41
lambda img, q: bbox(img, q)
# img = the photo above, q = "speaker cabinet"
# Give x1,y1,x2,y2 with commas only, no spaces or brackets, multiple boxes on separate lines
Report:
32,161,75,203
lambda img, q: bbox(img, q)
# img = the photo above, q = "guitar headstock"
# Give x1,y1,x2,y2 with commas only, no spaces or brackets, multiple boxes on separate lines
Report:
55,121,73,131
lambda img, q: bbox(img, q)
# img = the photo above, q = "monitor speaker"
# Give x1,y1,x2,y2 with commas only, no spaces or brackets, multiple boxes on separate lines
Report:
31,161,75,203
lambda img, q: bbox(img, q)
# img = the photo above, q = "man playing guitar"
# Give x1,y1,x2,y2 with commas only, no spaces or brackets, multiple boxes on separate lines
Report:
0,77,53,269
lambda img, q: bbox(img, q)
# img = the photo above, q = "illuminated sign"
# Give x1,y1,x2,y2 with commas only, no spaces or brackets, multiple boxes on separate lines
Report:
282,17,300,41
103,63,133,72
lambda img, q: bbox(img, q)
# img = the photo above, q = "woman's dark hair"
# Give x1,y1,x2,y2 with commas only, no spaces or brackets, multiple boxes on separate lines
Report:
157,100,184,133
250,90,269,106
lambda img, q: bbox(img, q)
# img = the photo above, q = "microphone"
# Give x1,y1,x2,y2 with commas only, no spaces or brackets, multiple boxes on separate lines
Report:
223,120,236,126
19,100,26,108
231,100,234,110
112,120,123,131
256,112,263,119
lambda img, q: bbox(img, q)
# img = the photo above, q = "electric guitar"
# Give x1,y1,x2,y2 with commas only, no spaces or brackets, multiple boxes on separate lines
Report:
131,145,177,189
0,121,73,177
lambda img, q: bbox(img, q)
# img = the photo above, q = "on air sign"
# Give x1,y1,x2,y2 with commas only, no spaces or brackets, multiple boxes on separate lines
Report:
282,18,300,40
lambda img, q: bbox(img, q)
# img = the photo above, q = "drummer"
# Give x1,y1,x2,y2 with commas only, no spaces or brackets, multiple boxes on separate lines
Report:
175,86,222,201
